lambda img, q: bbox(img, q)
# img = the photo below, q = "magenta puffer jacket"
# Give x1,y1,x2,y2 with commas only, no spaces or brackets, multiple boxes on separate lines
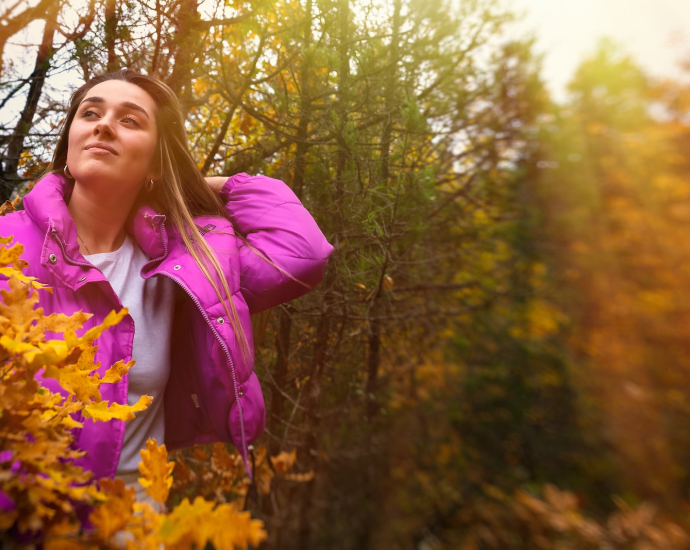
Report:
0,172,332,479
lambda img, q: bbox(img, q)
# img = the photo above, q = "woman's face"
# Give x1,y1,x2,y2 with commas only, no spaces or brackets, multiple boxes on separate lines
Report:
66,80,159,195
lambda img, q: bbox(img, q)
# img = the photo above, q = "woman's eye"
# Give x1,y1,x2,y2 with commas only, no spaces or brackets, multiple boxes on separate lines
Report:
122,116,140,126
81,109,98,118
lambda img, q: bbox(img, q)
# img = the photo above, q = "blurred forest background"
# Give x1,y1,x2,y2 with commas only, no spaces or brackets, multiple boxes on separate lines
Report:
3,0,690,548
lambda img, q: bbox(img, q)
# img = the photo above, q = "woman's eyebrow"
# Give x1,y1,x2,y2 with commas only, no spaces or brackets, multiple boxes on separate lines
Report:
81,96,150,119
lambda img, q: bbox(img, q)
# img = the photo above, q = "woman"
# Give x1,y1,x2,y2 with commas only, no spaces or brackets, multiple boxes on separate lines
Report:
0,70,332,500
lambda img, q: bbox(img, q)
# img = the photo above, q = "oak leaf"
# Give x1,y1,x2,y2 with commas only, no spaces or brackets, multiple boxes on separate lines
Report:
101,359,136,384
210,502,268,550
89,478,136,540
138,438,175,505
82,395,152,422
156,496,215,547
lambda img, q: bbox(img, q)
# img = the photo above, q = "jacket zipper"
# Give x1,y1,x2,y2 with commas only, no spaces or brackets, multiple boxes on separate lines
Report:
140,221,251,476
160,273,250,475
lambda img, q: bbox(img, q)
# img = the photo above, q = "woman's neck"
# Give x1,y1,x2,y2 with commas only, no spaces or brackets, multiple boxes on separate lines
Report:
67,182,140,255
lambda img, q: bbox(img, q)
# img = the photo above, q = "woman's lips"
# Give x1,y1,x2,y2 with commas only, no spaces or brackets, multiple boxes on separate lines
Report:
85,142,118,155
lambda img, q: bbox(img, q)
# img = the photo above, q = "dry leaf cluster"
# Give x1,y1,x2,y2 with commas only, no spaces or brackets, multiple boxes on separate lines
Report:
455,484,690,550
170,444,314,505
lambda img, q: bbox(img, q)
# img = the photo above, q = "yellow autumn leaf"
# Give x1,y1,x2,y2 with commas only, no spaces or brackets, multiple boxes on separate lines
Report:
30,347,76,368
126,501,163,550
28,311,92,340
210,502,268,550
58,413,82,430
138,438,175,505
82,394,152,422
101,359,136,384
23,337,76,366
0,268,50,291
73,345,98,372
38,346,103,402
156,496,215,547
77,308,129,345
54,365,103,403
0,242,24,266
0,276,41,333
39,347,129,405
89,478,136,540
0,335,42,356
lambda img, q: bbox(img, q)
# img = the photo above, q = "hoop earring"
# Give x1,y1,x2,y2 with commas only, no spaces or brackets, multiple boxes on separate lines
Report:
63,165,73,179
145,178,155,192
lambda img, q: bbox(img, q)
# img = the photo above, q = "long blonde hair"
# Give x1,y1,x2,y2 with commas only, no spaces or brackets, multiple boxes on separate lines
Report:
48,69,252,361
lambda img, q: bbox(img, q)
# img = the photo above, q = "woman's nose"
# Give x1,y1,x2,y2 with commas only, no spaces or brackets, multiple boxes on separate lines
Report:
94,117,116,138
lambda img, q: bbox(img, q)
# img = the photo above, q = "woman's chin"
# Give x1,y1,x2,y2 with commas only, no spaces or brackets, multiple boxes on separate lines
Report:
71,168,144,194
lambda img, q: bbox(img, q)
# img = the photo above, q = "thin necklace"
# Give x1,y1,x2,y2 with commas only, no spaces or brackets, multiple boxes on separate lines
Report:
77,234,91,255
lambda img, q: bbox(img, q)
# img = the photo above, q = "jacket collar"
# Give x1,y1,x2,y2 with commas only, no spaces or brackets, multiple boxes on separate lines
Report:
23,173,168,285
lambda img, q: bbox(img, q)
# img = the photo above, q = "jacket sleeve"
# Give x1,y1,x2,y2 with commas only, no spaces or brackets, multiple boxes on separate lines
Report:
220,172,334,314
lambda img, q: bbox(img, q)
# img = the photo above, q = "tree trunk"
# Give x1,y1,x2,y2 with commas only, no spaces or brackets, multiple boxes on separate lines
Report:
365,0,401,425
358,3,401,545
201,109,235,175
268,305,293,455
149,0,162,76
1,4,58,200
296,1,348,547
104,0,118,72
296,274,333,550
291,0,313,199
333,0,349,237
167,0,202,105
379,0,401,185
292,2,317,546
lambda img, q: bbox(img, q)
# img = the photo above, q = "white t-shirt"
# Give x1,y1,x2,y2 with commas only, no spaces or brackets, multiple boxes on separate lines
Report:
85,235,175,486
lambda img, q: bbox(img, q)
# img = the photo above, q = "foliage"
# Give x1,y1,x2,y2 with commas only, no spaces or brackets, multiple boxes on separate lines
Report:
169,443,313,506
0,235,267,548
537,41,690,505
443,484,690,549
